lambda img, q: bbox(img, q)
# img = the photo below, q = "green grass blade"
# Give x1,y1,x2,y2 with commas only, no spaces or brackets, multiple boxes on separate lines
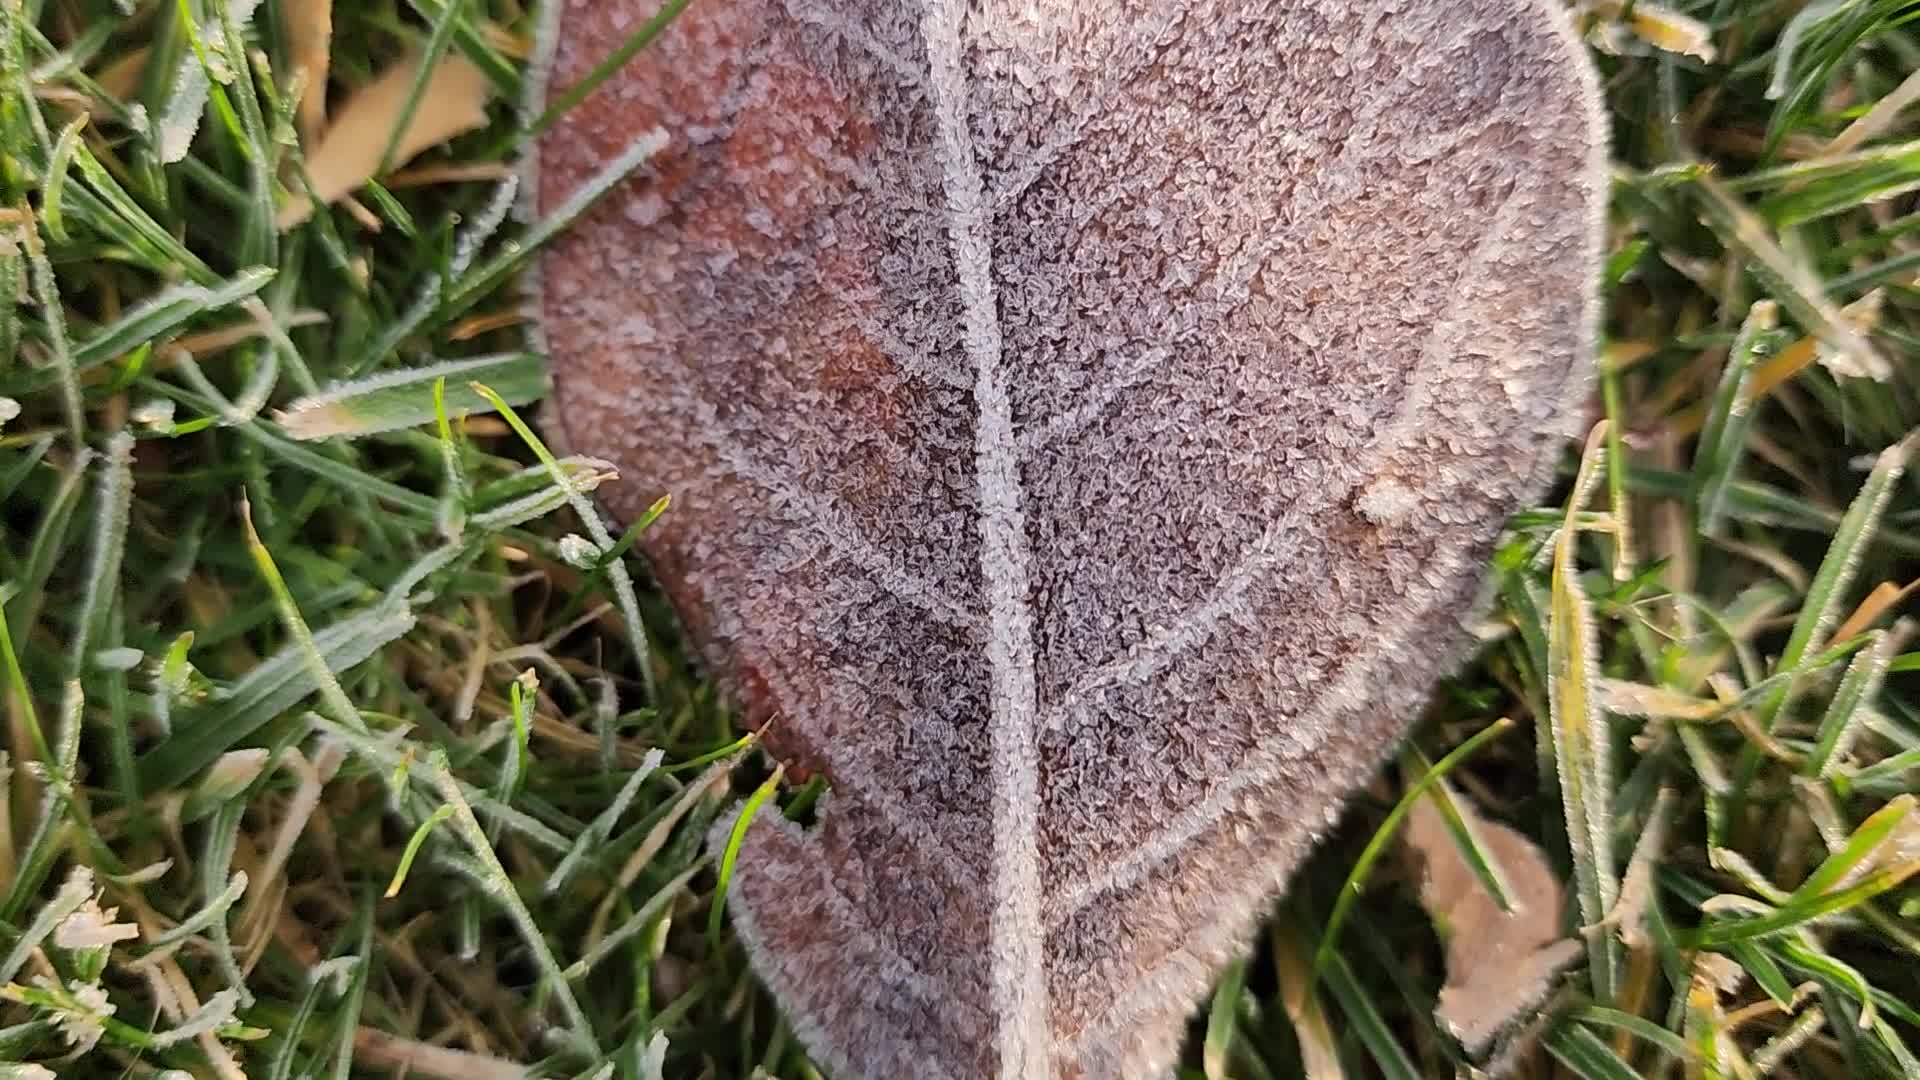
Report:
1691,300,1780,537
1803,633,1891,778
79,267,276,362
374,0,470,178
438,127,668,322
1694,172,1884,380
1402,745,1515,912
524,0,694,140
135,605,416,790
18,213,81,445
474,383,657,698
0,681,82,922
1313,716,1515,981
1545,1017,1645,1080
708,765,784,952
1202,955,1247,1080
38,113,85,244
424,747,595,1046
1316,940,1419,1080
66,433,132,679
382,804,453,897
1734,432,1916,810
278,353,548,440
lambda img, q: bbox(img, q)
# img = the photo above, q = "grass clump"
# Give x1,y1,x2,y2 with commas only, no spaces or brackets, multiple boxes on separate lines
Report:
0,0,1918,1077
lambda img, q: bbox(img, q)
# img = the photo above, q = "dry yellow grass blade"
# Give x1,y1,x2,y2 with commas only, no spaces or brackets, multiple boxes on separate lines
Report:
1822,65,1920,159
277,52,491,229
1270,925,1344,1080
1664,288,1883,439
1694,174,1888,381
447,310,526,341
1549,423,1624,1002
387,161,515,188
1601,340,1660,375
353,1028,527,1080
1595,679,1725,721
1830,579,1919,645
283,0,334,143
171,309,328,359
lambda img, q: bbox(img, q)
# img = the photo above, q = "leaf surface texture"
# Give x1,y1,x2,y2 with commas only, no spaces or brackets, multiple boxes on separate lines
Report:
534,1,1607,1074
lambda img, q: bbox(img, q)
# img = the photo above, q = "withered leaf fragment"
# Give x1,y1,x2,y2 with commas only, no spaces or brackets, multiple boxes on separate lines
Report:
1402,785,1582,1059
277,53,492,229
532,1,1606,1076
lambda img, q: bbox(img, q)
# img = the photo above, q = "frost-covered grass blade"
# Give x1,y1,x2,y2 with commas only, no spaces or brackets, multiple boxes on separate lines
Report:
277,351,548,439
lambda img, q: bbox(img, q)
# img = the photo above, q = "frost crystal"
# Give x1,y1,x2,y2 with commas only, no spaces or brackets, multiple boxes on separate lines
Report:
558,533,602,568
132,398,178,428
37,976,115,1054
535,1,1607,1076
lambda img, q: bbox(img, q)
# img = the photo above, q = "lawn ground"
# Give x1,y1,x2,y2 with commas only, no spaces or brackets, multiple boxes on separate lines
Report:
3,0,1920,1077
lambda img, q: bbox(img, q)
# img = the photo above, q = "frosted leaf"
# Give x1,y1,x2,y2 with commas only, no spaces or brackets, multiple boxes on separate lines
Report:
154,0,265,163
195,747,271,802
125,103,152,142
534,1,1607,1076
639,1030,669,1080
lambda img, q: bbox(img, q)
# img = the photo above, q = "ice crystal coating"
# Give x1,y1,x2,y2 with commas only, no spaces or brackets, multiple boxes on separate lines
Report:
533,1,1607,1076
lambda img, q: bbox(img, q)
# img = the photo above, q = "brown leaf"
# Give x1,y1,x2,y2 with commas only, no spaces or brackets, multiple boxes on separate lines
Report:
282,0,334,142
277,52,490,229
94,47,150,103
534,2,1607,1076
1404,788,1581,1058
